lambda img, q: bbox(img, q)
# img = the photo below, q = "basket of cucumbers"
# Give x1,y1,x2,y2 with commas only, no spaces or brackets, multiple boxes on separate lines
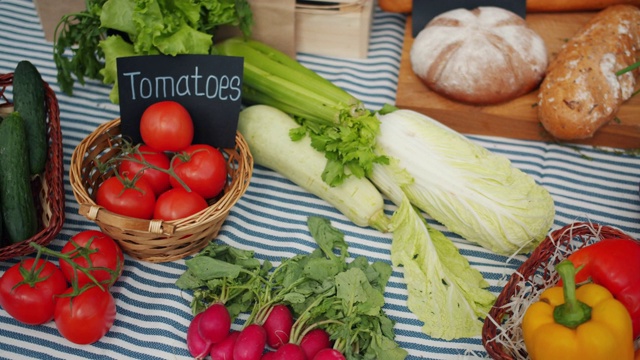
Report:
0,61,65,260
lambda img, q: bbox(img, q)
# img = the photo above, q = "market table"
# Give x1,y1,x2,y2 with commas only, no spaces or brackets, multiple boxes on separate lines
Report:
1,1,639,359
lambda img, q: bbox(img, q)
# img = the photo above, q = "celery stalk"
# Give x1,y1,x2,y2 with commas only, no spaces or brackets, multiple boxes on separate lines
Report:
216,37,387,186
219,38,358,107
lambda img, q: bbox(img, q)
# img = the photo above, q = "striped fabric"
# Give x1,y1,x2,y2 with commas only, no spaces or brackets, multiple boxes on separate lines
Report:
1,1,639,359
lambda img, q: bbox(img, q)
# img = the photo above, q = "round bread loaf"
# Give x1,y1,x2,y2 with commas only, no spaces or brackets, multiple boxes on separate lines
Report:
410,7,548,105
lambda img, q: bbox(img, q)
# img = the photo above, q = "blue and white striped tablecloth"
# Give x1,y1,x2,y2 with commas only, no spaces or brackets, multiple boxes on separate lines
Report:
1,1,639,359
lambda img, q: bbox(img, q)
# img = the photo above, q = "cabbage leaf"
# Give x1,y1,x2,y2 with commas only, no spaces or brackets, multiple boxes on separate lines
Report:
391,191,496,339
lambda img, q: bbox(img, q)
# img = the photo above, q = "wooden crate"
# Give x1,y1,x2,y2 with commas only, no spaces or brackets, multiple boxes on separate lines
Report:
295,0,374,59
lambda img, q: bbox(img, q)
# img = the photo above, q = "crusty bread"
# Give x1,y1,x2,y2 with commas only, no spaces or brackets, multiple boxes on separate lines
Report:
537,5,640,140
410,7,548,105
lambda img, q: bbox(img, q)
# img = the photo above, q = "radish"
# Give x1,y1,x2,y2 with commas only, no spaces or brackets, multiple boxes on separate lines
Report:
274,342,307,360
210,330,239,360
299,328,331,359
262,304,293,349
233,324,267,360
199,303,231,344
187,312,211,359
313,348,345,360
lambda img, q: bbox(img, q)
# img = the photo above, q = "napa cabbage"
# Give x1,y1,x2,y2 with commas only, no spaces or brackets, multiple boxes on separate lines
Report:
371,109,555,256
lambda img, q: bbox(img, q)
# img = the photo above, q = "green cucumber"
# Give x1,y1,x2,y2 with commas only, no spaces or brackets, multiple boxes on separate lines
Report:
0,112,38,243
13,60,47,175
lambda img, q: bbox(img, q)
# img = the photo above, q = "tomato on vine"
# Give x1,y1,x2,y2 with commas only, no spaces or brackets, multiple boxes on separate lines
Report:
96,175,156,219
153,188,208,221
58,230,124,288
0,258,68,325
54,285,116,345
170,144,228,199
119,144,171,196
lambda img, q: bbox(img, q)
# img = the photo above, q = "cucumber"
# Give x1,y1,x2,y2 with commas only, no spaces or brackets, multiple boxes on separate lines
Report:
13,60,47,175
238,105,390,232
0,112,38,243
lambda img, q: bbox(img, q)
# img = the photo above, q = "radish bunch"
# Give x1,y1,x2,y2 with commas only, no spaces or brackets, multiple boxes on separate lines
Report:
177,216,407,360
187,301,344,360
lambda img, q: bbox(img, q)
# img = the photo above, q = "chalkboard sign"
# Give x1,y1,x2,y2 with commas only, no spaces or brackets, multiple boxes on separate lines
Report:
117,54,244,149
411,0,527,37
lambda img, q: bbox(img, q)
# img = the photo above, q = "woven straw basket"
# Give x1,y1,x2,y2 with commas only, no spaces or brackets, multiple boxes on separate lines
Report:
69,118,253,263
0,73,65,261
482,222,637,360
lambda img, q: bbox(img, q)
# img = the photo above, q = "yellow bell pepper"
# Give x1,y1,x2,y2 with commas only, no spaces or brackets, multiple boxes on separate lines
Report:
522,259,634,360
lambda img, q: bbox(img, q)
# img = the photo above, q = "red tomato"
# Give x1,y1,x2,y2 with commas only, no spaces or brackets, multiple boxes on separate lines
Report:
170,144,228,199
0,259,68,325
59,230,124,288
153,188,208,221
96,176,156,219
139,101,194,152
119,145,171,196
54,285,116,345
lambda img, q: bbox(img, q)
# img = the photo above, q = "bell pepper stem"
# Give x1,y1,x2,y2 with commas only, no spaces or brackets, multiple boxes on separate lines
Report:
553,259,592,328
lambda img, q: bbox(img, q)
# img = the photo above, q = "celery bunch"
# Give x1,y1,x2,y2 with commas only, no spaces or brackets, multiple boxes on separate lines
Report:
216,38,387,187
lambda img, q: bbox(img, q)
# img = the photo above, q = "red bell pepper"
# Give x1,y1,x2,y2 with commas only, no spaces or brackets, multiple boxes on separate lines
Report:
566,238,640,339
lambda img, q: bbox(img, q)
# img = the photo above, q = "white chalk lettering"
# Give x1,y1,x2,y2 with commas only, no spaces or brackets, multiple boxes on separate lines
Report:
155,76,175,98
123,67,241,102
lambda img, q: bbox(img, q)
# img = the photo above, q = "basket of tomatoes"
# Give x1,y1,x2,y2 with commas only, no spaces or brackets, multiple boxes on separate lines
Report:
69,101,253,263
481,222,639,360
0,66,65,261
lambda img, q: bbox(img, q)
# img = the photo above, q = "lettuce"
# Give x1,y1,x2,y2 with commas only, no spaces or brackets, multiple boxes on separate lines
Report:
54,0,252,98
372,109,555,256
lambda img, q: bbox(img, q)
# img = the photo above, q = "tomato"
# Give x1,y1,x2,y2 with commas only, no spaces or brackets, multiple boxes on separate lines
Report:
153,188,208,221
96,176,156,219
170,144,228,199
0,259,68,325
139,101,194,152
119,145,171,196
59,230,124,288
54,285,116,345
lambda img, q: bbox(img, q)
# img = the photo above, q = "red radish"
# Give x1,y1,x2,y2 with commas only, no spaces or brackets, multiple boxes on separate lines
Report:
198,303,232,344
300,328,331,359
313,348,345,360
274,343,307,360
210,331,239,360
262,304,293,349
261,351,277,360
233,324,267,360
187,312,211,359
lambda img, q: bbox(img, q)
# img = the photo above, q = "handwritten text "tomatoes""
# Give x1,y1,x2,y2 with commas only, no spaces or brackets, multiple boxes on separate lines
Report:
121,68,241,101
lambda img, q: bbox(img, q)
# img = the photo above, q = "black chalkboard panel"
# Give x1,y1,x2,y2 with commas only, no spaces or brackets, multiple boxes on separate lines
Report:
117,54,244,149
411,0,527,37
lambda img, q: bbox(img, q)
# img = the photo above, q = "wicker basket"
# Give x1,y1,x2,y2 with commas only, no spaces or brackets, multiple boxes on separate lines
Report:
0,73,65,260
69,118,253,263
482,222,637,360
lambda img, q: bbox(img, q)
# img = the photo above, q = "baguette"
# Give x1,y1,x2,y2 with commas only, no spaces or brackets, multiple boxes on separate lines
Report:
377,0,640,13
537,5,640,140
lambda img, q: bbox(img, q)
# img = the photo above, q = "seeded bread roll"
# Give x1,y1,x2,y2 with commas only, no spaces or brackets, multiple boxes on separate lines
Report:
537,5,640,140
410,7,548,105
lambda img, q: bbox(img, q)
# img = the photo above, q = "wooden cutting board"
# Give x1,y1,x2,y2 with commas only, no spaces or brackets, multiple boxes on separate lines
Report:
395,13,640,149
